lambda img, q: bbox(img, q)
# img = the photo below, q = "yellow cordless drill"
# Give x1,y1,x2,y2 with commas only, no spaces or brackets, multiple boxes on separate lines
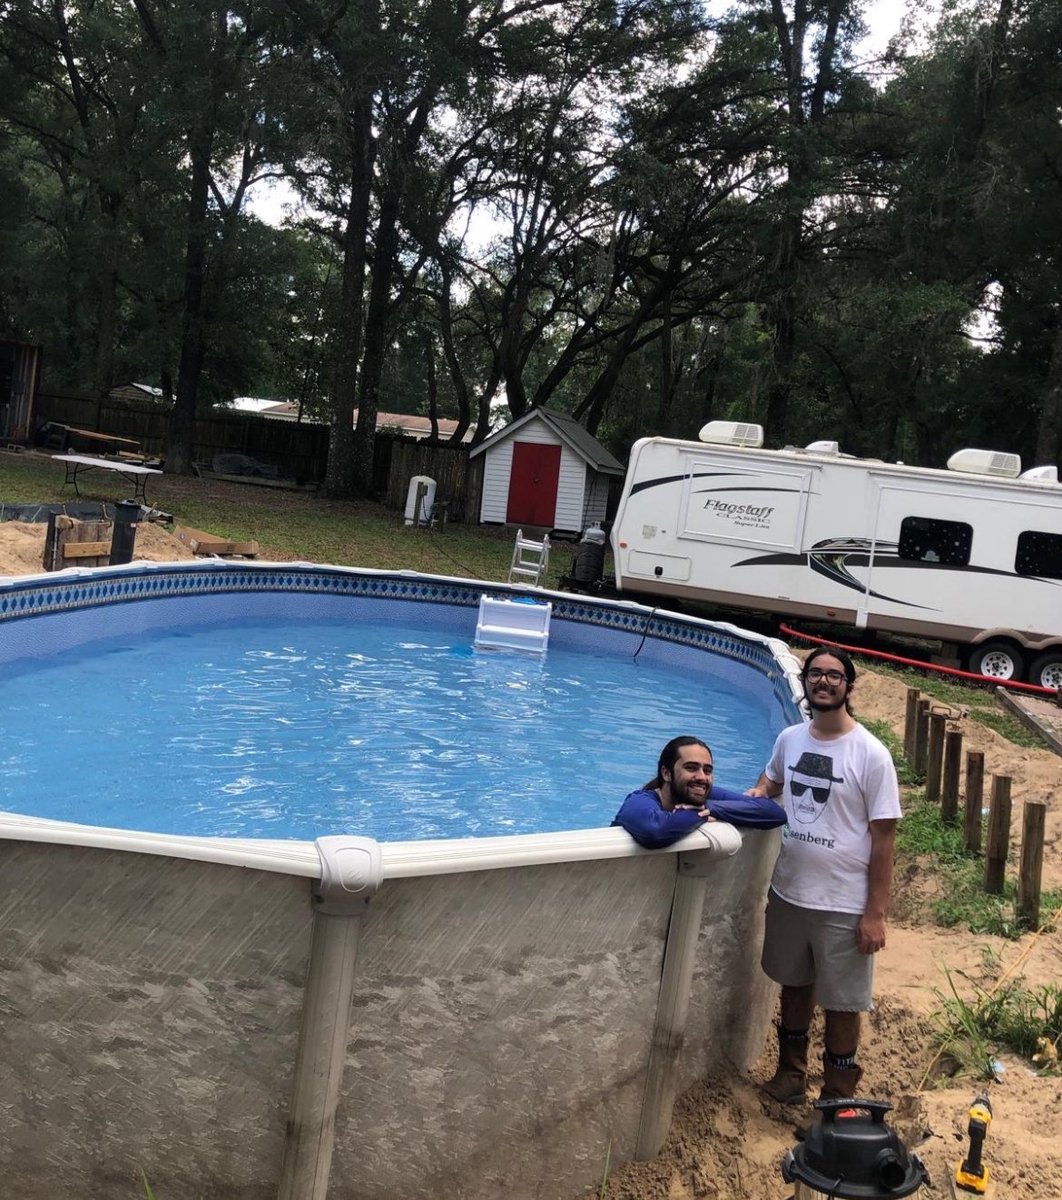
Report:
955,1092,992,1194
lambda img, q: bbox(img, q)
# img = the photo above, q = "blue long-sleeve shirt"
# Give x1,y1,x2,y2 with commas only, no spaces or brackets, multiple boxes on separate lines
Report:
611,784,786,849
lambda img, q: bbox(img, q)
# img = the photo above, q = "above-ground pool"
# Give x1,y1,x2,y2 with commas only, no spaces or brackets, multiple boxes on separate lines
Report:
0,561,804,1200
2,607,782,840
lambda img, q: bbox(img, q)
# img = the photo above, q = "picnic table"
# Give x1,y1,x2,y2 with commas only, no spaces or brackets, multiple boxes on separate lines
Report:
54,454,163,503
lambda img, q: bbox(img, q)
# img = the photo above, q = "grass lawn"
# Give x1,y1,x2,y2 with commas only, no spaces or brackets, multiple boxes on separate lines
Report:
0,449,575,586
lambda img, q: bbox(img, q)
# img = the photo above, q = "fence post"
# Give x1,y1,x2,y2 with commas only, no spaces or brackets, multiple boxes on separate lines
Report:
964,751,985,853
926,713,946,806
913,699,931,776
1017,800,1047,930
903,689,920,764
983,775,1012,895
941,730,962,825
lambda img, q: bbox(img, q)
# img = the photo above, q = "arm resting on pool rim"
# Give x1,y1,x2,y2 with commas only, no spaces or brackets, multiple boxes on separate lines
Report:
611,784,786,849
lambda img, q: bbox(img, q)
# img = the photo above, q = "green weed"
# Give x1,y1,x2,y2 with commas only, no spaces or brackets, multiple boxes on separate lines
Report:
929,967,1062,1081
895,794,1062,936
598,1140,612,1200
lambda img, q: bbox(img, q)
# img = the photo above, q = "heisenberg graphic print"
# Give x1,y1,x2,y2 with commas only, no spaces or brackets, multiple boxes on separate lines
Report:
763,725,903,914
788,751,843,825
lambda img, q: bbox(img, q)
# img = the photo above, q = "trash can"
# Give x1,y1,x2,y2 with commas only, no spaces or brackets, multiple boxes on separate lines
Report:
404,476,436,526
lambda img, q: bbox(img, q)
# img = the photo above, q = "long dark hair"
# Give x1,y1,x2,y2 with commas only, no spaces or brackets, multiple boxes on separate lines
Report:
644,735,712,790
803,646,856,715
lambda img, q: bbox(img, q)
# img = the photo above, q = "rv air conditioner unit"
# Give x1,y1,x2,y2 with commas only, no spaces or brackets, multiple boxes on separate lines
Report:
805,439,840,455
698,420,764,447
946,449,1021,478
1019,465,1059,483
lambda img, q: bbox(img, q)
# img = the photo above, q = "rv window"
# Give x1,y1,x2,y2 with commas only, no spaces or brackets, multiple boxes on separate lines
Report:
1015,530,1062,579
898,517,973,566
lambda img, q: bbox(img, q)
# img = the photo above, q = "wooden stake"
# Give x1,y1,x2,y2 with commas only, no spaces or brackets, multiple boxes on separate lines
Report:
964,752,985,853
926,713,946,806
1017,800,1046,930
941,730,962,825
903,688,920,763
983,775,1012,895
913,699,931,776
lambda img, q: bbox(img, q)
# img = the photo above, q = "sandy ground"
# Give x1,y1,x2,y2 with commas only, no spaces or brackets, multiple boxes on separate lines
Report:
1,522,1059,1198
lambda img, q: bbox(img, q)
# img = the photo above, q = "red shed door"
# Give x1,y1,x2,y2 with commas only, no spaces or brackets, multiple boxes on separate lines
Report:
506,442,561,527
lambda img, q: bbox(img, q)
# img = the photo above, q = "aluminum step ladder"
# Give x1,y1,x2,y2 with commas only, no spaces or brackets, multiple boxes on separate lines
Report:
508,529,550,586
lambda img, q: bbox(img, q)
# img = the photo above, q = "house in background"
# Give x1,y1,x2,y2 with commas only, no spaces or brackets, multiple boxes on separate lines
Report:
469,407,624,535
109,382,164,404
229,398,471,442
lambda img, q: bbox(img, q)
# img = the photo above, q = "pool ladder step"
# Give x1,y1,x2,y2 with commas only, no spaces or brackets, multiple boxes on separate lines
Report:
474,594,552,655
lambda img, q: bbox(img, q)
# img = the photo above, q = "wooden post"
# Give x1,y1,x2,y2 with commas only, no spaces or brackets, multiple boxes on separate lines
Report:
1017,800,1046,930
926,713,946,806
913,699,931,776
964,751,985,853
983,775,1012,895
903,689,920,763
941,730,962,824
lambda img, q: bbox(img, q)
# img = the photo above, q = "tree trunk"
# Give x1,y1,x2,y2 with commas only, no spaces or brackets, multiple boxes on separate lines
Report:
322,103,375,498
352,185,402,496
1034,316,1062,467
164,124,213,475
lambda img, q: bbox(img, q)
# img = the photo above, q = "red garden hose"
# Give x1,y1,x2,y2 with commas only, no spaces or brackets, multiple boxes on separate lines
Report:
778,623,1058,698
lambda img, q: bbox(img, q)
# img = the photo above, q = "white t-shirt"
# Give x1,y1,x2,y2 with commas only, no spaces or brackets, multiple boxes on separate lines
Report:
765,722,902,915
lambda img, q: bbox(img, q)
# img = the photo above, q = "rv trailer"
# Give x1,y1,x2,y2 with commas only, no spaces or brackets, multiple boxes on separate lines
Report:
610,422,1062,689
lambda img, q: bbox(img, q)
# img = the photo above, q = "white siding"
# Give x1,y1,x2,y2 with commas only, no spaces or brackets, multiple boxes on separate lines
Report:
479,439,515,523
477,416,588,530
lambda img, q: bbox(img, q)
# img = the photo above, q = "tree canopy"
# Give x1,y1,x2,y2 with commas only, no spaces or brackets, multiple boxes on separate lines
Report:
2,0,1059,491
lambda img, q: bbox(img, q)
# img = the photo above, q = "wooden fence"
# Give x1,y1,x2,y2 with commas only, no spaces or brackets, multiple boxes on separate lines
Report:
34,393,477,517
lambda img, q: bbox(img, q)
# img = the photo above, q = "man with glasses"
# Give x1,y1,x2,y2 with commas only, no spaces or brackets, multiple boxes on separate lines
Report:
746,647,901,1124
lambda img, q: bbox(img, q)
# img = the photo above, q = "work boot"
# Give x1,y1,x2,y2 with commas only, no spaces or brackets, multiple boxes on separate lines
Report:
819,1055,864,1102
762,1028,808,1104
795,1055,864,1140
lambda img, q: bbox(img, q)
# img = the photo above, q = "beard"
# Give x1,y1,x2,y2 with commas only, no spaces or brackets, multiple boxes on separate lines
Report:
807,690,848,712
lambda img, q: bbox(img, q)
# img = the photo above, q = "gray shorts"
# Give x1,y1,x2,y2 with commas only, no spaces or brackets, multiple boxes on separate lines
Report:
760,889,875,1012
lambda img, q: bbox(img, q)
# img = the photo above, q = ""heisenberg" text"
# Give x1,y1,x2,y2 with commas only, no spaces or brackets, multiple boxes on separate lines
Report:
784,829,836,849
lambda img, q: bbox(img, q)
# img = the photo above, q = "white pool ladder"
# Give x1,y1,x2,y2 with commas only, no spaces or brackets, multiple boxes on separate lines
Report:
474,594,552,655
508,529,550,586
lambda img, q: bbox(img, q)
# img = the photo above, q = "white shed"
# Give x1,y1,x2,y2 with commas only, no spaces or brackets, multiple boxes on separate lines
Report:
469,407,624,534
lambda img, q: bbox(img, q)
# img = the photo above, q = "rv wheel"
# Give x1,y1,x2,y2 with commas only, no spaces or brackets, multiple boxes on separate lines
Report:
1029,651,1062,692
967,641,1024,682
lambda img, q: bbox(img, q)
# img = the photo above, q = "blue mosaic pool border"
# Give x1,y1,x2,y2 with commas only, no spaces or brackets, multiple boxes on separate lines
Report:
0,564,803,722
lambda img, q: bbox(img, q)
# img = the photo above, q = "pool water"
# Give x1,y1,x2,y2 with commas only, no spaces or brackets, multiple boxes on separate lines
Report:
1,617,776,841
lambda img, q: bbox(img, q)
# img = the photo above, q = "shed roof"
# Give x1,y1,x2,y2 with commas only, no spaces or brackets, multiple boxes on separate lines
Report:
468,407,624,474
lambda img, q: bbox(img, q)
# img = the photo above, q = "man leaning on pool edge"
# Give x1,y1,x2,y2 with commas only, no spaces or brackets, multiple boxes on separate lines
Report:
746,646,901,1118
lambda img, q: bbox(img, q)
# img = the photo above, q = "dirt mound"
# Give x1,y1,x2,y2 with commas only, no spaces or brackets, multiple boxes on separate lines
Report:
0,519,197,576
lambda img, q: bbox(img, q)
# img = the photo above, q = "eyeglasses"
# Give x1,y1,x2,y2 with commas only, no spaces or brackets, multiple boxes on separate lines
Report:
805,668,846,685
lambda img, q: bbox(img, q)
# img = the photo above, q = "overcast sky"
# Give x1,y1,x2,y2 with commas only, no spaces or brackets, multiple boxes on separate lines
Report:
247,0,920,227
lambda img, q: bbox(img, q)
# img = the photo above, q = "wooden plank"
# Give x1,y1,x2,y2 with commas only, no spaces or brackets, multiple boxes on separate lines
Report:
62,541,112,558
173,525,259,558
993,685,1062,757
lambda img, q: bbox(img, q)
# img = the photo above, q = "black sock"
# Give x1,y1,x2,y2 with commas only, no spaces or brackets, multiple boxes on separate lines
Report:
825,1046,857,1070
779,1024,809,1042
